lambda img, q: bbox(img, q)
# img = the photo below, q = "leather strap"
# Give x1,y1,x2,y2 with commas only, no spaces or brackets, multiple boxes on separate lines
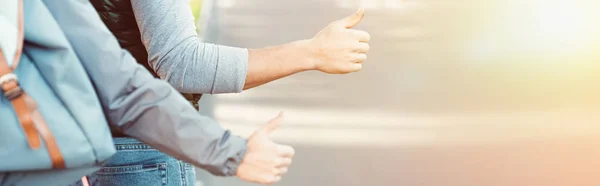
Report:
0,0,65,169
25,95,66,168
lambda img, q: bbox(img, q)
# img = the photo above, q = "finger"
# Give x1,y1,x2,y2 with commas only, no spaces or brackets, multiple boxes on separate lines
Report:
354,42,370,53
278,145,295,158
349,30,371,42
263,175,281,185
272,176,282,184
348,63,362,72
352,53,367,63
277,157,293,168
261,112,284,134
278,167,289,175
338,8,365,28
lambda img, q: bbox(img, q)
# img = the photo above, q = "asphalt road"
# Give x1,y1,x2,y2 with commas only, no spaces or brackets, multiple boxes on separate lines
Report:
197,0,600,185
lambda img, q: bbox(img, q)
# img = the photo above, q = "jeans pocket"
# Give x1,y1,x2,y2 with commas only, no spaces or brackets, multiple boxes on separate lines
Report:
183,162,197,185
94,163,168,186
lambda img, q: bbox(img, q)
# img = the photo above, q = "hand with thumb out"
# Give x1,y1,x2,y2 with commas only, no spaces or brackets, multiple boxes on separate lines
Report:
236,112,295,185
308,8,371,74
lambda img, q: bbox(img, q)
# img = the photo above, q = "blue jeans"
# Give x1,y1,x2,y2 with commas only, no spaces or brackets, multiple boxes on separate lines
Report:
74,138,196,186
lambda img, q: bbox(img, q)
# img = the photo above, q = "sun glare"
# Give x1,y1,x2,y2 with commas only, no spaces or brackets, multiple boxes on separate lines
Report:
466,0,598,62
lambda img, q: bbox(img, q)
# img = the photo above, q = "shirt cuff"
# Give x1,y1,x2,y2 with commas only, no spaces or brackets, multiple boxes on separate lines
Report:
212,46,248,94
222,135,247,176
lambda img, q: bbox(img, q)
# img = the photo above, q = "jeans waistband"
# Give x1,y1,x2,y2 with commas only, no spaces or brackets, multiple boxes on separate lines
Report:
112,137,155,150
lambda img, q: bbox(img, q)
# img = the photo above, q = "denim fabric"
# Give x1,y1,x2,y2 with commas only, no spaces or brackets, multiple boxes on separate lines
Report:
72,138,196,186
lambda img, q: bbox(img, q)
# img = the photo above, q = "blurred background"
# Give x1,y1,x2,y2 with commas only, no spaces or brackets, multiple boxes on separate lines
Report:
191,0,600,185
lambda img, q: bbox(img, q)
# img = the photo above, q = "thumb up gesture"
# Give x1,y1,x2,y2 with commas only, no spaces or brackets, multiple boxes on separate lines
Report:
309,8,371,74
236,113,295,185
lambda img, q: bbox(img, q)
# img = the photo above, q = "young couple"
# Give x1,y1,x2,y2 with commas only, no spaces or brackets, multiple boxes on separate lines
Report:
0,0,370,185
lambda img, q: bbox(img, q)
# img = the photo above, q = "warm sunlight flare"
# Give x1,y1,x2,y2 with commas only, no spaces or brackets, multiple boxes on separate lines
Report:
466,0,600,61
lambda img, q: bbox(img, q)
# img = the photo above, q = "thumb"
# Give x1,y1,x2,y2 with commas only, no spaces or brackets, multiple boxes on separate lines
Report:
338,8,365,28
260,112,284,134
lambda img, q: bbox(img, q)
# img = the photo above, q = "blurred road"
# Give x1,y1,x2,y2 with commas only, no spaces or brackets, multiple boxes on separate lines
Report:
198,0,600,186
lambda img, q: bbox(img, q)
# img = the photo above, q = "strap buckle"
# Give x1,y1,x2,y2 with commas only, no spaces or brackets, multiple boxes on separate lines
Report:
0,73,23,100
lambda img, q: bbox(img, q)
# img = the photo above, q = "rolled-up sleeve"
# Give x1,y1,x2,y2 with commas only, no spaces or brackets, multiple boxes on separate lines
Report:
131,0,248,94
41,0,246,176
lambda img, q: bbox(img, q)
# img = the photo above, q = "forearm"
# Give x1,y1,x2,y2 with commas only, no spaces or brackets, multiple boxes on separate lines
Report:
244,40,317,89
132,0,324,93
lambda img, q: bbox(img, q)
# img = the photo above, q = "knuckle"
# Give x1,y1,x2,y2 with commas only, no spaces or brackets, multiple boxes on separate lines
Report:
281,167,289,174
350,31,361,38
354,54,365,61
361,54,368,60
281,159,290,166
262,176,274,184
362,31,371,39
343,30,356,38
273,158,282,165
282,145,294,153
357,43,369,52
354,64,363,71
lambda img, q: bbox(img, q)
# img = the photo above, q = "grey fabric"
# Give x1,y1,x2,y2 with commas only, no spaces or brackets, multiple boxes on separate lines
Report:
39,0,247,177
131,0,249,94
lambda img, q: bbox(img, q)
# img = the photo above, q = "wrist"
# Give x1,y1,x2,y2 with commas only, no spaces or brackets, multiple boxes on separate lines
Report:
289,39,321,71
225,136,248,177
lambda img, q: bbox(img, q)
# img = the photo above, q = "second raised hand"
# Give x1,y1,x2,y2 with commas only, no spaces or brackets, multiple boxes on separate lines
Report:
308,8,371,74
236,113,295,185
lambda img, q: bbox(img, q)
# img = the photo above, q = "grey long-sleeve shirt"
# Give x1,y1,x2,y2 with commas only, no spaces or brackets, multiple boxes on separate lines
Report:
42,0,247,177
131,0,248,94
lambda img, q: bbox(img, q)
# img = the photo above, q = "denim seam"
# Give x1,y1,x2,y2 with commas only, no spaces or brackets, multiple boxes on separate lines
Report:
160,163,168,186
114,143,156,151
179,160,187,186
96,162,168,175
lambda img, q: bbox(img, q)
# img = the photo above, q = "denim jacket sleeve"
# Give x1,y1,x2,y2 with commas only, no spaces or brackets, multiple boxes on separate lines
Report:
40,0,246,176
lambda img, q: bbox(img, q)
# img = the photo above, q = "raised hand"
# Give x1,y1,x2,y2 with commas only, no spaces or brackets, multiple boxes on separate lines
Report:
236,113,295,185
308,8,371,74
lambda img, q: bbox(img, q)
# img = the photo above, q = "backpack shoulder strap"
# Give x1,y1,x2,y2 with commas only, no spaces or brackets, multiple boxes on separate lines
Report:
0,0,65,169
0,0,41,150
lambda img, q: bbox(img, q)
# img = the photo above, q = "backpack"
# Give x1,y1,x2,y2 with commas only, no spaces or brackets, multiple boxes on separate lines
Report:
0,0,116,183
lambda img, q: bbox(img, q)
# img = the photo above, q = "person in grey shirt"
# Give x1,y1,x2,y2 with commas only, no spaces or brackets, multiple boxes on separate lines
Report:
87,0,371,185
132,0,370,93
